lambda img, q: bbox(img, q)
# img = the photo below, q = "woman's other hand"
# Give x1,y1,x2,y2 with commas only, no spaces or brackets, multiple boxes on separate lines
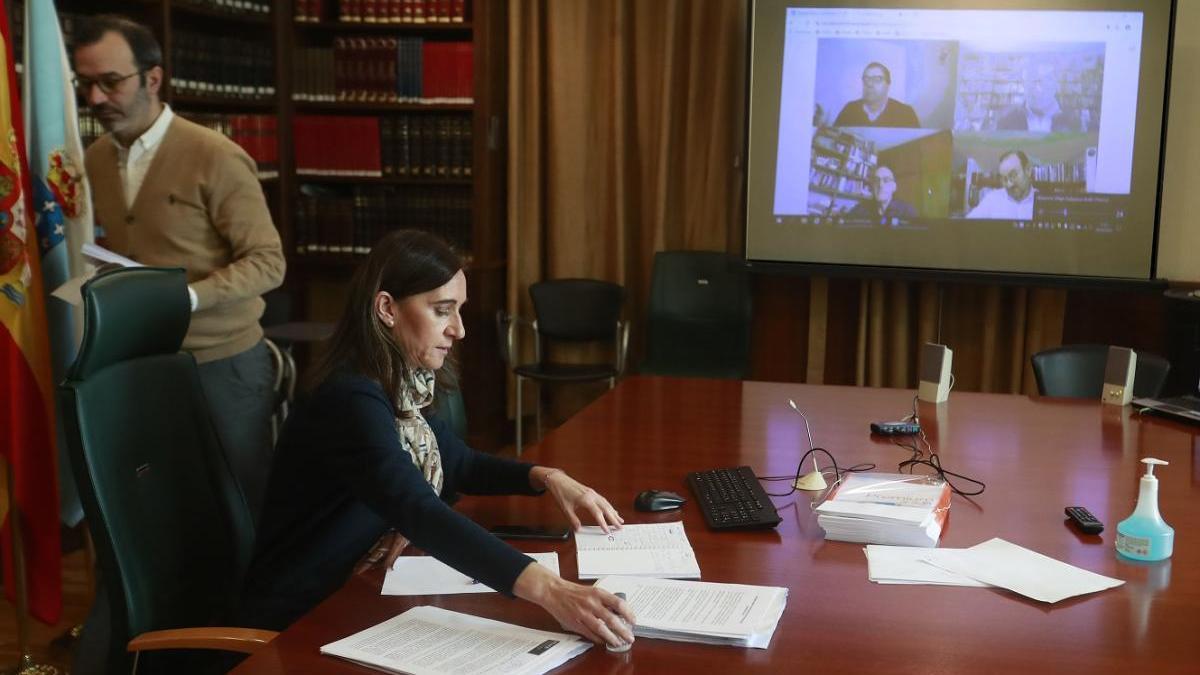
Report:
514,563,636,649
532,467,624,533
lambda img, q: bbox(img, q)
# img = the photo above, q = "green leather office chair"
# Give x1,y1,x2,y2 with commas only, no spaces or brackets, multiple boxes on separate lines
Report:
641,250,753,379
1032,344,1171,399
58,268,276,674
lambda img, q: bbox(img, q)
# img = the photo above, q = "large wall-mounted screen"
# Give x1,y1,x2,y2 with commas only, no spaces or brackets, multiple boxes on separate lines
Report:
745,1,1175,280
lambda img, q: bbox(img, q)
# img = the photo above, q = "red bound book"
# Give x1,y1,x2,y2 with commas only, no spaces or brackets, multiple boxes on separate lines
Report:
439,0,451,23
363,0,378,23
421,41,437,103
294,0,308,21
383,38,399,102
364,116,382,176
401,0,414,23
460,42,473,101
450,0,464,23
351,37,368,102
339,0,353,22
413,0,426,24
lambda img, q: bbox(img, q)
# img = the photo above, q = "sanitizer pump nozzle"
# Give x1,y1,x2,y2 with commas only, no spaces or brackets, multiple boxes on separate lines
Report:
1116,458,1174,561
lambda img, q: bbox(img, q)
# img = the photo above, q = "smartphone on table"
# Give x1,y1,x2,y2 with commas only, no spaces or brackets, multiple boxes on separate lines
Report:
489,525,571,541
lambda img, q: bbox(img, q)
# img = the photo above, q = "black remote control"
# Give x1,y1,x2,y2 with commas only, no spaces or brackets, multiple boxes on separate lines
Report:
1065,506,1104,535
870,421,921,436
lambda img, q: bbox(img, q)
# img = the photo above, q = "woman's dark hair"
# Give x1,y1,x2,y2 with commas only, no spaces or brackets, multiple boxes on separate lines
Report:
309,230,463,411
71,14,163,74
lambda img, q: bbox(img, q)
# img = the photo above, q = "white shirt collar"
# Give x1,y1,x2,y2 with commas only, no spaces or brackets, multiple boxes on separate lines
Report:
112,103,174,154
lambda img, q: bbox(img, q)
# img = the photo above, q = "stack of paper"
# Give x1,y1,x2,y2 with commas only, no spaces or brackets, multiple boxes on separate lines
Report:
594,576,787,649
863,538,1125,603
321,605,591,675
382,552,560,596
815,472,950,547
575,522,700,580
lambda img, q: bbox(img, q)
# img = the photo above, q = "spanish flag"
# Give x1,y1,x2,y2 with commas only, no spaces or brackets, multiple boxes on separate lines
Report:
0,2,62,625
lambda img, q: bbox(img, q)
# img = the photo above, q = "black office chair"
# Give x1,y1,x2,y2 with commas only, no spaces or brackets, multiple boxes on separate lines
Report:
500,279,629,456
58,268,276,674
1032,344,1171,399
641,250,752,379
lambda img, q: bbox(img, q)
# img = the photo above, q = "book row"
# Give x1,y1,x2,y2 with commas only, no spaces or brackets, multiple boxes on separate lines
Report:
292,38,472,103
293,114,472,178
177,0,271,16
294,185,471,256
171,30,276,100
187,113,279,176
294,0,467,24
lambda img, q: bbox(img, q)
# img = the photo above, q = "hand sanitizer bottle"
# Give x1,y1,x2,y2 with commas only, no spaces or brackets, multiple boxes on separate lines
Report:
1116,458,1174,561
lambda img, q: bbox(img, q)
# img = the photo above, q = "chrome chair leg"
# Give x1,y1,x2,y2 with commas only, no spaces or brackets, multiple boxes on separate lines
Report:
534,381,542,444
515,375,524,458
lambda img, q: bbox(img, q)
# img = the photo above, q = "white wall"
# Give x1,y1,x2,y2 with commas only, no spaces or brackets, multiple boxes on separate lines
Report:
1157,1,1200,281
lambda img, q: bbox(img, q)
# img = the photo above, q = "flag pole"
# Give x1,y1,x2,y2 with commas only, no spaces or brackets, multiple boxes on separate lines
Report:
2,456,62,675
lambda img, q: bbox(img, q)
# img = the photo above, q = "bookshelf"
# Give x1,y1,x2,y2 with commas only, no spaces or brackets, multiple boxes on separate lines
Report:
285,0,509,448
28,0,509,446
808,126,877,215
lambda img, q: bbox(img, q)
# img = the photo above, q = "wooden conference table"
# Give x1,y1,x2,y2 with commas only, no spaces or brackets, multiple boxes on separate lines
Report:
232,377,1199,674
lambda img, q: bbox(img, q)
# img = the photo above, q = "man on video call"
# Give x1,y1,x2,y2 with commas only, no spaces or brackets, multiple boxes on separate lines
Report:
996,64,1079,133
833,62,920,128
966,150,1037,220
848,165,917,221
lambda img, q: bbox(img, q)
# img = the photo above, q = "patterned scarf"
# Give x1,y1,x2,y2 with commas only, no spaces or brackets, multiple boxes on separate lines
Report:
394,367,444,496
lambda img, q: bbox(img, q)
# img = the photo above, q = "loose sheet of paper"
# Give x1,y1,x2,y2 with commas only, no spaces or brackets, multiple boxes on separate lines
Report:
382,552,559,596
864,545,989,587
575,522,700,579
922,537,1124,603
321,605,591,675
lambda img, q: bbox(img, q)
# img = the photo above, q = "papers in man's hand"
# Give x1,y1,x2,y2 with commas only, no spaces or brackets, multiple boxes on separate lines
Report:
594,576,787,649
922,537,1124,603
382,553,559,596
815,472,951,547
575,522,700,580
321,605,590,675
51,243,143,306
865,538,1125,603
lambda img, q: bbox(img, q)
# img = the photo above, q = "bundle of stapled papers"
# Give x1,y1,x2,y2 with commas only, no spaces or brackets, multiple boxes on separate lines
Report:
864,538,1125,603
815,472,951,547
594,576,787,649
575,522,700,579
320,606,591,675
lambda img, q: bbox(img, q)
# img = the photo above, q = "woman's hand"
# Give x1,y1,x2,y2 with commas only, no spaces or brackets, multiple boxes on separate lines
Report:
514,563,636,648
532,467,624,533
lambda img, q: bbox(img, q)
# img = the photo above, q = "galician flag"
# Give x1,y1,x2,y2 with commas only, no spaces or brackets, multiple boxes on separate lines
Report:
23,0,93,528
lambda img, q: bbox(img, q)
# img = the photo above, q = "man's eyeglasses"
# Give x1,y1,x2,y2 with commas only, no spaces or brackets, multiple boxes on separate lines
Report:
72,70,142,96
861,75,887,85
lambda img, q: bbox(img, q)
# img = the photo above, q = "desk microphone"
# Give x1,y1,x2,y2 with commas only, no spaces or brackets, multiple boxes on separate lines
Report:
787,399,827,491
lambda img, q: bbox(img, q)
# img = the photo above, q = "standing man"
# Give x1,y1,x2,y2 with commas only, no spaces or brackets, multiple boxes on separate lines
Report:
833,62,920,128
72,15,285,521
966,150,1037,220
847,165,917,221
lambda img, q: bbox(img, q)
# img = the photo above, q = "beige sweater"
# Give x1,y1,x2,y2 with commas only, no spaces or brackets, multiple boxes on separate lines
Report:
86,116,286,363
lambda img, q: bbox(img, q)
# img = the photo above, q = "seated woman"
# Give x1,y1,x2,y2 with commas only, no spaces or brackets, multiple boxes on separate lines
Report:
238,230,635,649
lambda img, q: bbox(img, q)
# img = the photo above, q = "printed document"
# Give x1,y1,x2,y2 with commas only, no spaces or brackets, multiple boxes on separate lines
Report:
382,552,560,596
864,545,989,587
320,605,591,675
922,537,1125,603
51,243,142,305
594,575,787,648
575,522,700,579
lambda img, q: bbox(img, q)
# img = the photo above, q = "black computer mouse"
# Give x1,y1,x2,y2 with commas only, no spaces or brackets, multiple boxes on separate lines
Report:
634,490,687,512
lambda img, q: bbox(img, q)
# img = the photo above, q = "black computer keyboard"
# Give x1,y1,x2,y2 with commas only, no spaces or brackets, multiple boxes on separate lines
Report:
686,466,782,530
